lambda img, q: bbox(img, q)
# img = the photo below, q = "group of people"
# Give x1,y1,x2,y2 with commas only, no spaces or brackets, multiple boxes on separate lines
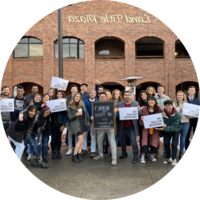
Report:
0,80,199,168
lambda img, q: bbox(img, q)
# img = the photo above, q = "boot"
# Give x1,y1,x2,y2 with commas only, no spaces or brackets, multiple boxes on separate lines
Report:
132,154,138,163
72,154,79,162
42,154,48,162
57,150,62,159
179,152,183,160
77,153,83,162
119,150,128,158
37,157,48,168
51,150,57,159
31,154,39,167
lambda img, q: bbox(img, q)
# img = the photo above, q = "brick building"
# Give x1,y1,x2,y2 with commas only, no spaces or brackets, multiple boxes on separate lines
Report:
1,0,199,100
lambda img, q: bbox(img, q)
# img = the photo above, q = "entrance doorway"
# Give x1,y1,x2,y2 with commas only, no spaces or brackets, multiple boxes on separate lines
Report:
136,82,160,100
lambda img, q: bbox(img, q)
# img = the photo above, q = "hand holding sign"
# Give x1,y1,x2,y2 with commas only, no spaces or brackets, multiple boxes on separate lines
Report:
51,77,69,91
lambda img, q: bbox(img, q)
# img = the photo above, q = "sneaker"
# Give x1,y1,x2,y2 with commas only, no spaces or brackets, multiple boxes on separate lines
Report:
140,155,145,163
163,157,172,164
148,155,157,162
27,154,31,161
81,149,88,155
66,148,73,156
90,152,96,158
93,154,104,160
111,158,117,166
172,159,177,166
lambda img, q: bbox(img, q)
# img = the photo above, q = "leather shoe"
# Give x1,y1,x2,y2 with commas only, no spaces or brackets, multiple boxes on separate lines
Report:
179,152,183,160
42,155,48,162
72,154,79,162
119,152,128,158
57,151,62,159
77,153,83,162
132,154,138,163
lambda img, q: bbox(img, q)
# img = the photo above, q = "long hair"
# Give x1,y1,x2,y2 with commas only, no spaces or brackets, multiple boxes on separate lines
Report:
174,90,187,107
137,90,148,106
147,96,159,112
55,90,66,99
146,86,156,97
42,93,50,103
112,89,123,102
23,105,37,123
104,89,112,100
68,92,83,109
47,87,56,99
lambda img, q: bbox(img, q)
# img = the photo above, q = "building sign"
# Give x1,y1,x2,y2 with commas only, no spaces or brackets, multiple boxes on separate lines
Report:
68,14,150,24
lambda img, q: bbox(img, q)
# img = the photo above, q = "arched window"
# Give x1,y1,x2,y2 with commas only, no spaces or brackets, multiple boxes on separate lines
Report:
136,37,164,59
13,37,43,59
54,37,84,59
175,39,190,58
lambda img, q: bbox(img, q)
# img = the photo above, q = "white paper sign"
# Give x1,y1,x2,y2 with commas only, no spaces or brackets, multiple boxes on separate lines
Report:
119,107,138,120
143,113,164,129
46,99,67,113
0,99,14,112
183,102,200,118
50,76,69,91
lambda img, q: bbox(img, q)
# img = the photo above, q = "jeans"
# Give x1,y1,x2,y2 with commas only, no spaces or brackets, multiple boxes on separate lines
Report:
120,124,138,154
164,132,179,160
28,134,40,158
83,123,97,152
67,121,78,149
51,126,62,151
8,136,25,160
97,129,117,159
38,130,49,155
3,123,9,136
180,122,189,153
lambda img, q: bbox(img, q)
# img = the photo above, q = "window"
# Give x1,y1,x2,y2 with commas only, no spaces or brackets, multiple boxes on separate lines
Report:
54,37,84,59
13,37,43,59
175,39,190,58
136,37,164,59
99,50,109,55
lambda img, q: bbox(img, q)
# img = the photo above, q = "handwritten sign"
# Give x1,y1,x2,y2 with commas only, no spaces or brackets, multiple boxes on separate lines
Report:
50,77,69,91
119,107,138,120
143,113,164,129
183,102,200,118
92,101,116,132
46,99,67,113
0,99,14,112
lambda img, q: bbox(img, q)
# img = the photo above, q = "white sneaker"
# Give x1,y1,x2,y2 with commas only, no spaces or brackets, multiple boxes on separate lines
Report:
27,154,31,161
66,148,73,156
140,155,145,163
148,155,157,161
172,159,177,166
163,157,172,164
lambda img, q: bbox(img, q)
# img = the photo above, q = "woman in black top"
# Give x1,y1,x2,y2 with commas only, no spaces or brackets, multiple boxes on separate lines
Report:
137,90,148,155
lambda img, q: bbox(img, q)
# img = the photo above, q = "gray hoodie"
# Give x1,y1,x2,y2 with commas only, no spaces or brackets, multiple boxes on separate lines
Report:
0,94,11,122
155,93,170,110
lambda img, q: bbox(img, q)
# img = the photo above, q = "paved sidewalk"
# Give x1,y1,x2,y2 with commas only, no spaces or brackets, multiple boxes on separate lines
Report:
21,149,177,199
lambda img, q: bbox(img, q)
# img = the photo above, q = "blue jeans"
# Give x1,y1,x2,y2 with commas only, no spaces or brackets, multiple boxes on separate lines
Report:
164,132,179,160
38,130,49,155
120,124,138,154
67,121,78,149
180,122,189,153
83,123,97,152
9,136,25,160
28,133,40,158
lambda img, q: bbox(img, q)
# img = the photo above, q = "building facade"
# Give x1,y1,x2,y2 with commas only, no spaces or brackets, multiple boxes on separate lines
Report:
1,0,199,100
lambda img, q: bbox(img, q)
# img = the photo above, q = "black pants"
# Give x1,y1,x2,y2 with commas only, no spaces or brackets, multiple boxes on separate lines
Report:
185,119,198,150
51,126,62,151
141,133,157,154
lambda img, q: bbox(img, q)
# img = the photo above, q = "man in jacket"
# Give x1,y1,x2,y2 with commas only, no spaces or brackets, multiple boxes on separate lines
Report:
155,100,182,166
0,86,11,135
26,85,39,105
185,86,200,150
82,89,98,157
93,92,117,166
114,91,140,163
79,83,89,100
95,80,104,100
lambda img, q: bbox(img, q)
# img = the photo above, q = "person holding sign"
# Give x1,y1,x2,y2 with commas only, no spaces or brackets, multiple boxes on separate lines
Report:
114,91,140,163
93,92,117,165
155,100,182,166
0,86,11,135
51,90,68,159
67,92,90,162
139,96,163,163
185,86,200,150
